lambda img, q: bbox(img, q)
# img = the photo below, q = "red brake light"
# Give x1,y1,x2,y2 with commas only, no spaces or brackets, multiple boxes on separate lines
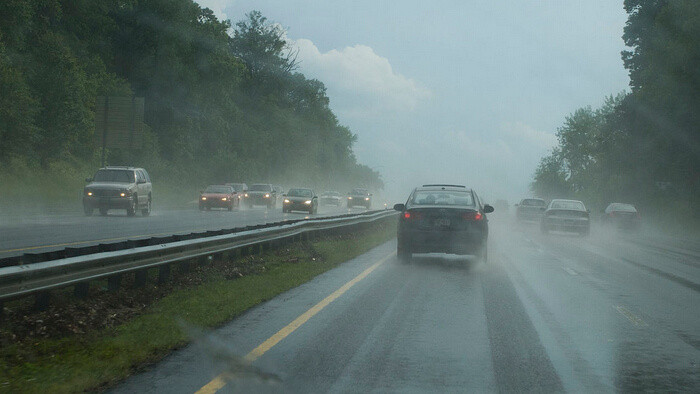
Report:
404,211,422,220
404,212,411,219
461,211,483,221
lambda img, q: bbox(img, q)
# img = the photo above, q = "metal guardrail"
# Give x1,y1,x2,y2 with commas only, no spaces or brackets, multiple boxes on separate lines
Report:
0,210,397,304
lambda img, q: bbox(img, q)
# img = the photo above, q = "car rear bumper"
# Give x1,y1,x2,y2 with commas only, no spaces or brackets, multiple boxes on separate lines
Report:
83,196,134,209
543,218,589,232
399,229,486,255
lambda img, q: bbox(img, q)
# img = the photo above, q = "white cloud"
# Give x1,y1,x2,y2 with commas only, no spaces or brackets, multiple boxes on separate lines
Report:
292,38,431,116
194,0,229,22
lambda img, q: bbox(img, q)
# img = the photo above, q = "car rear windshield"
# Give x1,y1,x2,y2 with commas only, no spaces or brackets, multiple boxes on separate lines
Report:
288,189,312,197
205,185,232,193
550,201,585,210
249,184,271,191
612,203,637,212
93,169,134,183
521,199,546,206
411,191,474,206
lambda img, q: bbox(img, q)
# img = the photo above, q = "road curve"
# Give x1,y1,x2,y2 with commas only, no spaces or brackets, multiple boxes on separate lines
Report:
112,215,700,393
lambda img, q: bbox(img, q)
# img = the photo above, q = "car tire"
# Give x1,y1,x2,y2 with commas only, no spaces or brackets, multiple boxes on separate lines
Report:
84,206,93,216
228,204,233,211
142,199,151,216
397,246,412,263
126,201,136,217
477,245,488,263
99,207,108,216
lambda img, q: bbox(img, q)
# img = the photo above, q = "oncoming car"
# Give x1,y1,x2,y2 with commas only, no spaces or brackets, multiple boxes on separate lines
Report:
199,185,237,211
283,188,318,214
83,167,152,217
245,183,277,209
394,184,494,263
320,191,342,206
347,188,371,209
541,199,590,235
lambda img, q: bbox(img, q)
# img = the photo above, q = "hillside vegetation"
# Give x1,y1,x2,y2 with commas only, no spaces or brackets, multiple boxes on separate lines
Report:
0,1,382,208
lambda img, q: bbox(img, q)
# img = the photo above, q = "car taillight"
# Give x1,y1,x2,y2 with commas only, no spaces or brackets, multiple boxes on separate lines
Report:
462,211,483,221
403,211,422,220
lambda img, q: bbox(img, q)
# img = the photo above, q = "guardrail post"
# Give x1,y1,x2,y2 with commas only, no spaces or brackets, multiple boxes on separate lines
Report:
159,265,171,284
74,282,90,299
108,275,121,292
34,292,50,311
134,269,148,287
0,301,4,320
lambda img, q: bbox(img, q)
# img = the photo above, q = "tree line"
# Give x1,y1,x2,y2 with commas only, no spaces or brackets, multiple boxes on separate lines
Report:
0,1,382,200
531,0,699,220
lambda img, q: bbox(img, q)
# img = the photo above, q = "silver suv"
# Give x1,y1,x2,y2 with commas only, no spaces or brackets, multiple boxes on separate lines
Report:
83,167,152,216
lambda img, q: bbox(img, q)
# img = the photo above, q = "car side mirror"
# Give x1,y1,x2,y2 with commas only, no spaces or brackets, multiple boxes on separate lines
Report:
483,204,495,213
282,194,287,197
199,190,203,194
393,203,405,211
85,177,92,182
514,203,519,207
587,209,591,213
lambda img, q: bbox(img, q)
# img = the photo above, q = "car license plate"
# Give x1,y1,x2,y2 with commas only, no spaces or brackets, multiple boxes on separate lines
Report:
435,218,450,227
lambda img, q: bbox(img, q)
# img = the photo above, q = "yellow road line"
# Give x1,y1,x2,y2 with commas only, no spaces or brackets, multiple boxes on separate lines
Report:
195,251,394,394
0,230,209,254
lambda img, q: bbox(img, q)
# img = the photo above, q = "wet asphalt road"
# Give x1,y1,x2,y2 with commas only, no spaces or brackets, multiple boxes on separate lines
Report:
112,214,700,393
0,204,357,259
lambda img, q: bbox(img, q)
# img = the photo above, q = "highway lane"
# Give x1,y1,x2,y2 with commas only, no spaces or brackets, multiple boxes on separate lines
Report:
113,214,700,393
0,204,364,259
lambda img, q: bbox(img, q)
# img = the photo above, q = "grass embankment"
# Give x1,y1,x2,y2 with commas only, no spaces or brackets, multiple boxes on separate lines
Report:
0,218,396,393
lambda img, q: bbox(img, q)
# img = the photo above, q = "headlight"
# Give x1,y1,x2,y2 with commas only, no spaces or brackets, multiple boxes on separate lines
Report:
244,193,248,197
264,193,270,198
221,197,227,201
201,197,207,201
86,191,93,196
348,197,353,200
120,192,126,197
304,200,312,205
365,197,370,201
284,199,290,203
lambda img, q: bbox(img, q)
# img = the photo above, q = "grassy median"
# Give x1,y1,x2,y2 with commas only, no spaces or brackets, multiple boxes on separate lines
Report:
0,217,396,393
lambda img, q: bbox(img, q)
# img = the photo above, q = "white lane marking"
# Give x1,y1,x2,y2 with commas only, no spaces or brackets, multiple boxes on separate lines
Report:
562,267,578,276
613,305,648,327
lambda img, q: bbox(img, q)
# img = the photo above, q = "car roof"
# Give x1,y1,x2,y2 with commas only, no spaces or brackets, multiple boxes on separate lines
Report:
100,166,140,170
415,185,472,193
550,199,583,203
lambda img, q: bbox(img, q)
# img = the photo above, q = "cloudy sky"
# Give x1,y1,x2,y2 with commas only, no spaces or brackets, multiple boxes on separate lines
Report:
197,0,630,202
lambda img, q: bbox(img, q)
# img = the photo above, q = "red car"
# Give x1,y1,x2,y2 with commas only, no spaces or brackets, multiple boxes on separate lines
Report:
199,185,238,211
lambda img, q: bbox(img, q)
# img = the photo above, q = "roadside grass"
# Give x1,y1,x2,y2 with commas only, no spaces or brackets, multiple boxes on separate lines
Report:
0,218,396,393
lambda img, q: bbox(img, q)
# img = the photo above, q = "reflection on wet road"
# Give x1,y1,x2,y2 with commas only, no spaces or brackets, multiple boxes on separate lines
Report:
109,214,699,392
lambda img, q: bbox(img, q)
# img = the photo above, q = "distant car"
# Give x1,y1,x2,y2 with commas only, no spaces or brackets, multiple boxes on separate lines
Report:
541,199,590,236
515,198,547,222
347,188,372,209
83,166,152,217
245,183,277,209
320,191,342,206
283,188,318,214
601,203,641,230
200,185,237,211
226,183,248,203
394,184,494,263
